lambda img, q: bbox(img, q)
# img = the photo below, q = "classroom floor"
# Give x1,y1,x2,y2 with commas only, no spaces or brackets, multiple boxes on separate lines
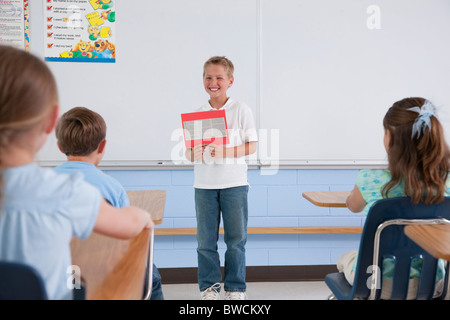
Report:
161,281,332,300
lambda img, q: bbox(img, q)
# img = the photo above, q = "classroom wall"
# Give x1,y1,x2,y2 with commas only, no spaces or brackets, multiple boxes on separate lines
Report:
105,168,365,268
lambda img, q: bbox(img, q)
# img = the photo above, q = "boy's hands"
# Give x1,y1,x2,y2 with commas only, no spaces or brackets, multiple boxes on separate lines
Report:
209,144,225,158
191,144,226,160
187,142,256,162
192,144,204,160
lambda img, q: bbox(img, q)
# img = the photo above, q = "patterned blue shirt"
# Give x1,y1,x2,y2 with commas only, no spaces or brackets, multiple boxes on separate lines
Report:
356,169,450,215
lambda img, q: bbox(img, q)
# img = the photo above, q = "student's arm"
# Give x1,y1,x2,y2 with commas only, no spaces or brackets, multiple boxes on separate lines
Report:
93,198,154,239
209,141,257,158
346,185,366,213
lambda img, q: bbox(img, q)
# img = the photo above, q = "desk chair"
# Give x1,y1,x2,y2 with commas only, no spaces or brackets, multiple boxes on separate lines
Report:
0,261,47,300
326,197,450,300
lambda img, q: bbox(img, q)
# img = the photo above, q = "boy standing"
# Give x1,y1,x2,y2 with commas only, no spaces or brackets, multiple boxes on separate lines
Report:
54,106,164,300
185,56,258,300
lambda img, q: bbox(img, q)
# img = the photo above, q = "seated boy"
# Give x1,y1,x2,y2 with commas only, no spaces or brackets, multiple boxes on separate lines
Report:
54,106,164,300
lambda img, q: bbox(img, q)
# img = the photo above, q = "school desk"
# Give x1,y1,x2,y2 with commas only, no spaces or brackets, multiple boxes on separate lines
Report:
126,190,166,225
301,190,362,234
302,191,351,208
70,190,166,300
405,224,450,261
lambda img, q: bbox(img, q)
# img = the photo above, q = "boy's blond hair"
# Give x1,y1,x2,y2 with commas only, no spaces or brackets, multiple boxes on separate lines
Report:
203,56,234,79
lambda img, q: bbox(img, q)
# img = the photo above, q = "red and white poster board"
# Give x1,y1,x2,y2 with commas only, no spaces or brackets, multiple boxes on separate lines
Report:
181,110,229,148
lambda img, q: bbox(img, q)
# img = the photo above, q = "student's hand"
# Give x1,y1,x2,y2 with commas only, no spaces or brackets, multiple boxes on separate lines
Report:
209,144,225,158
94,199,155,239
346,185,367,213
192,144,204,160
144,214,155,230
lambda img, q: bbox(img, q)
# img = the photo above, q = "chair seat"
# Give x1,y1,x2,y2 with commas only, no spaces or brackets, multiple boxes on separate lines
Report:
0,262,47,300
325,272,354,300
325,197,450,300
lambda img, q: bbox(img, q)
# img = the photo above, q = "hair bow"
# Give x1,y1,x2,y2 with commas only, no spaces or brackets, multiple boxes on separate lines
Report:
407,100,438,139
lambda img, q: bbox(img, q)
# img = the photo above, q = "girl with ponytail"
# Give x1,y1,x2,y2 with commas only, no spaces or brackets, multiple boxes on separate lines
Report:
338,97,450,299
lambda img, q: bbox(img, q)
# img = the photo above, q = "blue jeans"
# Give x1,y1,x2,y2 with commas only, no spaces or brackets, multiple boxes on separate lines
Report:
195,186,249,292
150,264,164,300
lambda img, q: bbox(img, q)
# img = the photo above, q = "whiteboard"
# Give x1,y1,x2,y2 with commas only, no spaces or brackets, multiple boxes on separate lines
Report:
29,0,450,167
259,0,450,166
32,0,258,166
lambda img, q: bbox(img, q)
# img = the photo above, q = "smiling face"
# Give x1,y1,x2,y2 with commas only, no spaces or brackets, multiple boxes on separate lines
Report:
80,42,91,52
203,64,234,105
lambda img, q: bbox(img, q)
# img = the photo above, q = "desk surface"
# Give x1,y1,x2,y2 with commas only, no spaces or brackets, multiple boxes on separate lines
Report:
126,190,166,225
71,190,166,300
405,224,450,261
302,191,351,207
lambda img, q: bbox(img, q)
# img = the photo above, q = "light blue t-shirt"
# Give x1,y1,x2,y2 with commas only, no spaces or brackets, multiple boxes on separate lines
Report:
0,163,101,300
54,162,129,208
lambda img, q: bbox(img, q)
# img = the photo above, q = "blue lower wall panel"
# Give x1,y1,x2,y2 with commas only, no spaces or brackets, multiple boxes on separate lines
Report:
105,168,364,268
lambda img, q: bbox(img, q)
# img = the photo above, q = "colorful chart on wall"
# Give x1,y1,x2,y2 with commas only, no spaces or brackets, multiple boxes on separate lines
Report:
44,0,115,63
0,0,29,51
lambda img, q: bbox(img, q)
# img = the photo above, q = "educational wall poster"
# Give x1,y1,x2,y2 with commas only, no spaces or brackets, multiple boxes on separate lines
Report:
0,0,30,51
44,0,116,63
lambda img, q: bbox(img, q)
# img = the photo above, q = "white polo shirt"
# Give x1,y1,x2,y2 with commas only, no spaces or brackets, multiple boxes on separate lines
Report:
193,98,258,189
